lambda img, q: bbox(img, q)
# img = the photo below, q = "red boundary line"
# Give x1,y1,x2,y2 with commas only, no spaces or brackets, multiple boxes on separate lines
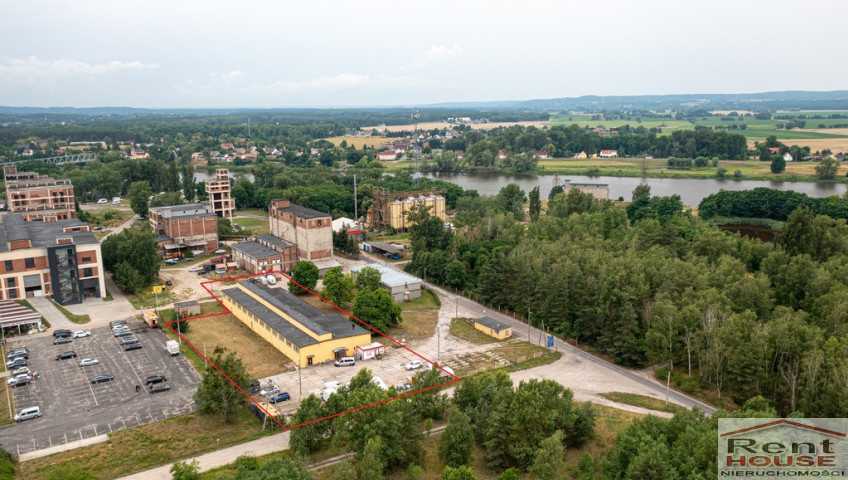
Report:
163,270,460,430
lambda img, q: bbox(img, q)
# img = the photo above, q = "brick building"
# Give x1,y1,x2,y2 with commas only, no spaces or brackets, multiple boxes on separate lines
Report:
230,233,298,274
269,199,338,272
3,166,76,221
0,214,105,305
148,202,218,256
204,169,234,220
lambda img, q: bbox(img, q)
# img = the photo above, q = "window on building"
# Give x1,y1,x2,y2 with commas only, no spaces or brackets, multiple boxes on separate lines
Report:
8,288,16,299
83,268,93,277
82,256,91,262
24,258,34,269
4,260,12,272
7,278,15,288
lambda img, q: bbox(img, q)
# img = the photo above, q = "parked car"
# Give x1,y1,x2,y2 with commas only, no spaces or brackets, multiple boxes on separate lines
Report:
79,358,99,367
8,373,31,386
249,379,261,394
53,329,72,338
7,347,28,358
404,360,423,371
124,343,142,352
189,266,203,272
269,392,291,403
6,351,28,360
145,375,167,385
13,406,41,422
9,376,31,388
119,337,139,345
11,366,30,376
109,320,127,328
6,359,27,369
91,375,114,384
114,329,133,337
214,249,226,254
97,198,108,204
56,351,77,361
73,330,91,338
53,336,72,345
260,385,279,397
165,280,173,286
164,258,179,265
149,383,170,393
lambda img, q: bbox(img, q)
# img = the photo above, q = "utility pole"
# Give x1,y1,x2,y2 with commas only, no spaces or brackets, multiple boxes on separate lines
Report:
353,174,358,221
528,308,531,342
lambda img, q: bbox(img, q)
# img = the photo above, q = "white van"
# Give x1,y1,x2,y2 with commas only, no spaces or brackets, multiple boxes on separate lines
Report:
14,406,41,422
112,197,121,205
334,356,355,367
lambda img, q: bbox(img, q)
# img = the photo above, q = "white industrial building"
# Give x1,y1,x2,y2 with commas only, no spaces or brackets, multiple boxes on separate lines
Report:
350,263,422,303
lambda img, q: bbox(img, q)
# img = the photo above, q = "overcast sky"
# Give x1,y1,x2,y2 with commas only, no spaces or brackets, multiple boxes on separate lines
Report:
1,0,845,108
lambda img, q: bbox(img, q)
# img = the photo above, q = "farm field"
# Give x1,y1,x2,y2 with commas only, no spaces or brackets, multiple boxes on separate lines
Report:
552,111,848,152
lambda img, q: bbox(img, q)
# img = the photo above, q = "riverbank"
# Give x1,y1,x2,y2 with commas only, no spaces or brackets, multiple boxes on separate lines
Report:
394,157,848,183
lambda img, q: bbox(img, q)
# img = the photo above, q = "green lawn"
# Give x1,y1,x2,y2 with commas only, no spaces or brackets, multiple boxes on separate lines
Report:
598,391,685,414
232,217,270,235
449,319,501,345
50,299,91,324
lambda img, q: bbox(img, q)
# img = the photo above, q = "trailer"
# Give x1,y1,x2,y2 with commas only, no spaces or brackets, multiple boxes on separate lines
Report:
141,309,159,328
165,340,180,356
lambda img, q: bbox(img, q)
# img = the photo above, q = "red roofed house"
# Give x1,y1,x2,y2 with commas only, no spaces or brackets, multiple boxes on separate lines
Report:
768,147,780,154
221,143,235,150
599,150,618,158
533,151,549,159
498,150,507,160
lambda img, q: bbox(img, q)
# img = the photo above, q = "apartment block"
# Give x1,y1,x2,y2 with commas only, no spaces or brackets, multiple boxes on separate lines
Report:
3,166,76,221
204,168,234,220
148,201,218,255
0,214,105,305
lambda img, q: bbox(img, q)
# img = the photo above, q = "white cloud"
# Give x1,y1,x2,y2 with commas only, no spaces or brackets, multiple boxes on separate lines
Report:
0,56,159,79
248,73,371,93
210,70,246,84
425,44,465,60
401,44,466,70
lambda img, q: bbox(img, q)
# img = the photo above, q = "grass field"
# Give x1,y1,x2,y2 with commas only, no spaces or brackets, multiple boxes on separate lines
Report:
0,382,13,426
17,409,269,480
449,318,502,345
181,313,294,379
232,217,270,235
598,391,685,414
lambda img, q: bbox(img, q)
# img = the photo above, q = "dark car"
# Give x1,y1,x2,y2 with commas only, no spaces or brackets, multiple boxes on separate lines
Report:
119,337,139,345
56,351,77,361
123,343,142,352
249,379,261,394
149,383,170,393
114,329,133,338
6,351,28,359
109,320,127,328
53,329,72,338
53,336,72,345
91,375,114,384
269,392,291,403
145,375,167,385
6,359,27,369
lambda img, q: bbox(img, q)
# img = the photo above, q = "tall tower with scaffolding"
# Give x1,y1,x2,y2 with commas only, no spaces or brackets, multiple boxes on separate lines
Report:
367,188,446,231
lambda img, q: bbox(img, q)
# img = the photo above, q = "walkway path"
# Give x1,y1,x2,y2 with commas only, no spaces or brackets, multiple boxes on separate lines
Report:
117,431,290,480
27,297,75,330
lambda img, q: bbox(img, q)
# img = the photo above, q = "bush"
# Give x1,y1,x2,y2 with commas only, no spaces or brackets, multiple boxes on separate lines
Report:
655,366,670,381
681,377,700,393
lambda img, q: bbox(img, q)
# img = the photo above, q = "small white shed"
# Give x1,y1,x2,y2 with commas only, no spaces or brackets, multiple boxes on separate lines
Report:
356,342,385,361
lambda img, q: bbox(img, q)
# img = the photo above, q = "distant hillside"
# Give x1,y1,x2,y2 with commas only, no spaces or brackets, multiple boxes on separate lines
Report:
428,90,848,112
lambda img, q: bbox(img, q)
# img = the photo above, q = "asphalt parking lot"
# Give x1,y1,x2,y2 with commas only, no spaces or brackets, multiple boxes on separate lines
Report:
0,319,199,455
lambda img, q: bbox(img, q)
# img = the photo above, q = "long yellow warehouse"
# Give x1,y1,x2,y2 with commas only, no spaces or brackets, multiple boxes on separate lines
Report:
221,280,372,368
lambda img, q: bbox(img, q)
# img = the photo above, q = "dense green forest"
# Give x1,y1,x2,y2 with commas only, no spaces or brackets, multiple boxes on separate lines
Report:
406,185,848,416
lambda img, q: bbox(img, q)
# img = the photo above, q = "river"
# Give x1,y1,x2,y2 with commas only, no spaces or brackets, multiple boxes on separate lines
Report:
424,173,847,206
194,170,846,207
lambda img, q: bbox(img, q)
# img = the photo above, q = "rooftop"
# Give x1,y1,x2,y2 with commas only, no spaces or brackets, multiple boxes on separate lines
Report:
225,281,369,345
256,234,296,251
475,316,511,332
0,214,98,252
232,240,282,259
222,286,317,348
274,201,330,220
149,201,214,219
350,263,421,288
